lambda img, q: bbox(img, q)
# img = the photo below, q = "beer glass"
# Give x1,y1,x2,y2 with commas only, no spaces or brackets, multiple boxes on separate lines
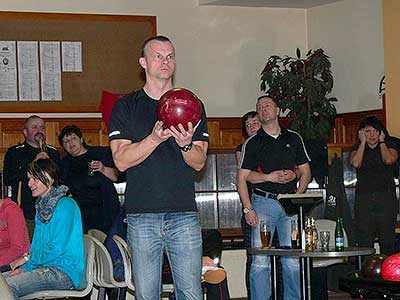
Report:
291,219,299,248
319,231,330,251
260,219,271,248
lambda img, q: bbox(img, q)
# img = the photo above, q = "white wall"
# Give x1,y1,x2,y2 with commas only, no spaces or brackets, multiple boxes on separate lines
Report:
307,0,384,113
0,0,307,117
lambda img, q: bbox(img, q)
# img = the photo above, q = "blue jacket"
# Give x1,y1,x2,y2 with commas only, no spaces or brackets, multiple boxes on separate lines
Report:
24,196,84,288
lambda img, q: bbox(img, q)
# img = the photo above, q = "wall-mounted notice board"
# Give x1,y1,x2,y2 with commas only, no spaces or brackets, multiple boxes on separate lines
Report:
0,12,156,112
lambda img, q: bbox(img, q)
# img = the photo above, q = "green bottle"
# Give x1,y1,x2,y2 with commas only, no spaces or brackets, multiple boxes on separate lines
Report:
335,217,344,251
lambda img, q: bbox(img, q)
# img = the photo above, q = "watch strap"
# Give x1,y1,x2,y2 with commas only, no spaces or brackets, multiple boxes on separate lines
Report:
180,142,193,152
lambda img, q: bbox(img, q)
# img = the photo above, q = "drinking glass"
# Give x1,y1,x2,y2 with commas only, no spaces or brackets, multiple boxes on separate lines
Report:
260,219,271,248
291,219,299,248
319,231,330,251
88,160,95,176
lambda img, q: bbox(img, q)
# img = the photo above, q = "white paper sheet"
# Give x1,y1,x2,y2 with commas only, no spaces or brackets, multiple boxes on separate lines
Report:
62,41,82,72
0,41,18,101
17,41,40,101
40,41,62,101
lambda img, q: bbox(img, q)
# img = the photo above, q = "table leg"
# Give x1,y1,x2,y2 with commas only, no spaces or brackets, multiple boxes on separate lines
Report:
305,257,312,300
300,257,306,300
271,255,277,300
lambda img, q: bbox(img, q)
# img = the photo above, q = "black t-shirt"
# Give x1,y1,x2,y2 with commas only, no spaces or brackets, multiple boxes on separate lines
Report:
60,146,120,231
108,89,209,213
352,141,398,193
60,146,115,208
239,128,310,194
3,142,60,219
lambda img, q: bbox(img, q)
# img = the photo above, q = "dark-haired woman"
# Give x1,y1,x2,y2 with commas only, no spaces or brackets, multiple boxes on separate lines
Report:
5,159,84,299
350,116,398,255
59,125,120,233
235,111,261,300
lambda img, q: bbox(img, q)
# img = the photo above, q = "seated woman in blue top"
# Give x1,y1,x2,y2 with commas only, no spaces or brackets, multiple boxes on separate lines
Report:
5,158,84,299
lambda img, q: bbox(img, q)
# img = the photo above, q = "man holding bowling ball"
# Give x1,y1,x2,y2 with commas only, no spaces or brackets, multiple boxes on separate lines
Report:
237,95,311,300
109,36,209,300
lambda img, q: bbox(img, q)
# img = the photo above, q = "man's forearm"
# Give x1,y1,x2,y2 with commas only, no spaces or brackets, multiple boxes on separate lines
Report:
181,141,208,171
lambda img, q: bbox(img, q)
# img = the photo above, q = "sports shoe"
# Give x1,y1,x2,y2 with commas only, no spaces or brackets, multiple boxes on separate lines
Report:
201,266,226,284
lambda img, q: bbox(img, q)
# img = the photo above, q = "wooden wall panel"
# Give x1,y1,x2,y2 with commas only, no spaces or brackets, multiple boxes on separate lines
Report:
0,108,385,171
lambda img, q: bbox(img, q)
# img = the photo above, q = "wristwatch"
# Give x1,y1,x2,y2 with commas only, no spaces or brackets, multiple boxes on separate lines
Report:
180,142,193,152
243,207,254,214
378,141,386,146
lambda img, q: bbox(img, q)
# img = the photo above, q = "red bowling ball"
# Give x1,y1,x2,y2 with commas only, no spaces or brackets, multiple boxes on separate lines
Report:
382,253,400,281
157,88,202,131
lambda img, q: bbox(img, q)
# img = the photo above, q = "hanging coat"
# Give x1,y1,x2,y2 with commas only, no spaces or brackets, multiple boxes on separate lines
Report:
324,155,354,246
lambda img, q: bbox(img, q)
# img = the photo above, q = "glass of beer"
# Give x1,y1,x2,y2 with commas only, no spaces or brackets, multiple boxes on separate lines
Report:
260,219,271,248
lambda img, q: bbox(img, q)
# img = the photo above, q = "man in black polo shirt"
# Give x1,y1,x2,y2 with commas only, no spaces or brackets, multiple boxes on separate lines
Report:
108,36,209,300
237,96,311,300
3,115,59,237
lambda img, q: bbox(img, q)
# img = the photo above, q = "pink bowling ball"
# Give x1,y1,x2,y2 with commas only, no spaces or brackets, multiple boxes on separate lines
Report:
382,253,400,281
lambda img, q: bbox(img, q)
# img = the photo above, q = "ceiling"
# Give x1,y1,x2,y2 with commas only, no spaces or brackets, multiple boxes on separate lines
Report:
198,0,345,9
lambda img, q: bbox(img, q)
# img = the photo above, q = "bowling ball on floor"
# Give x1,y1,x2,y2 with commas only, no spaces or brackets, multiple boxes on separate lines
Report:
382,253,400,281
157,88,202,131
361,254,387,279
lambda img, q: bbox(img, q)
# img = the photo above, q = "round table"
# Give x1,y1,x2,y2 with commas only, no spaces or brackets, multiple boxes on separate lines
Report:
248,247,375,300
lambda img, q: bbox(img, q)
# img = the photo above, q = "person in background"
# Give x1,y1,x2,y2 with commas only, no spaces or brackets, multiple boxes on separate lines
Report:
350,116,398,255
237,95,311,300
59,125,120,233
109,35,209,300
5,159,84,299
3,115,59,237
235,110,261,300
0,197,30,270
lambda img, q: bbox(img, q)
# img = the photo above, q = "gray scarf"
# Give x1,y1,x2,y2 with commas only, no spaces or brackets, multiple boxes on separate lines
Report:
35,185,68,223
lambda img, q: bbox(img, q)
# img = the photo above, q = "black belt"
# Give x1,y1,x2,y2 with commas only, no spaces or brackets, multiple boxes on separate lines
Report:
253,188,278,200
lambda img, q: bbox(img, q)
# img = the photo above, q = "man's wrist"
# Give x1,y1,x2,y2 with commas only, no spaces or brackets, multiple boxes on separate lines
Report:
243,207,254,214
180,142,193,152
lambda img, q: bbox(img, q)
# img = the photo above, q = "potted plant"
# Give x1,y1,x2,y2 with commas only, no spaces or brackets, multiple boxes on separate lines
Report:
260,48,338,185
260,48,337,141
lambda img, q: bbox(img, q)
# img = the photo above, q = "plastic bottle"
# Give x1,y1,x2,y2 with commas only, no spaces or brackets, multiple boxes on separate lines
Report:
335,217,344,251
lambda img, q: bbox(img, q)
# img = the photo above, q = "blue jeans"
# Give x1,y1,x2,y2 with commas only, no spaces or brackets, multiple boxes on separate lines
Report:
5,266,74,299
127,212,203,300
250,194,300,300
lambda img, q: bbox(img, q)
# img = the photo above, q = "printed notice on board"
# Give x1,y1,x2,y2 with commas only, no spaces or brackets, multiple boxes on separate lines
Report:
62,41,82,72
40,41,62,101
0,41,18,101
18,41,40,101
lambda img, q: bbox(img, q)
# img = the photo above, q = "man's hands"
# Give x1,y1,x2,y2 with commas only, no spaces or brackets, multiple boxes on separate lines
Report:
34,151,49,161
150,121,172,145
267,169,296,184
245,210,259,228
150,121,197,148
169,122,196,148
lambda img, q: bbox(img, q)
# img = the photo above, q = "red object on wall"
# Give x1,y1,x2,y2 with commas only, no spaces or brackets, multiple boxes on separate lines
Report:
99,90,128,130
381,253,400,281
157,88,202,131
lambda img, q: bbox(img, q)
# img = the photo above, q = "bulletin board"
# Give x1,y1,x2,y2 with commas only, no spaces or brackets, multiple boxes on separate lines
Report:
0,12,156,112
